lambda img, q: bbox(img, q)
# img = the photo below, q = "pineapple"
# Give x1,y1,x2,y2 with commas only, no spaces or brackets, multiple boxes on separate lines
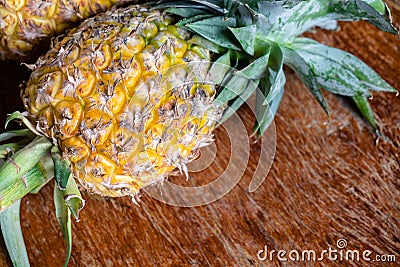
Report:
0,1,398,266
0,0,135,62
22,5,221,197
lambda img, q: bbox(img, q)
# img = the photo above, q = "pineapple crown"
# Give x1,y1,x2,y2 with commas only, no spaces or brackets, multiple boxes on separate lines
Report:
155,0,398,134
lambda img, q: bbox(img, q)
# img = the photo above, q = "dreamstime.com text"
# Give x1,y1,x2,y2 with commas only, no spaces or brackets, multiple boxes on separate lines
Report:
257,239,396,263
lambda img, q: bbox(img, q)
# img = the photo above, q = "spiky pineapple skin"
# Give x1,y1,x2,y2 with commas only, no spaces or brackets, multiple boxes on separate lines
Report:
22,5,221,197
0,0,134,62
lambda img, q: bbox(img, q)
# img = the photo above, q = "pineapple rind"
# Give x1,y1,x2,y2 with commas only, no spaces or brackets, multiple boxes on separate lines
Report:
22,6,221,197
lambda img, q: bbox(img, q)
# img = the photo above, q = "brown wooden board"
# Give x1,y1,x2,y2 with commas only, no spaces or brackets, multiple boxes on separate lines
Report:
0,2,399,266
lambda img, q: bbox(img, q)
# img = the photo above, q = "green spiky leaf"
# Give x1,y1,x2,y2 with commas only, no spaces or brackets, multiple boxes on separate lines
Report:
240,52,270,79
263,42,286,105
165,7,208,18
353,95,378,129
282,46,330,116
0,129,34,143
253,79,284,135
181,16,240,50
228,24,256,55
218,79,259,125
217,72,250,103
53,174,84,266
208,52,231,86
258,0,397,43
0,199,30,267
57,175,85,220
51,147,71,190
216,51,270,105
5,112,42,136
253,43,286,135
289,38,396,95
54,183,73,267
363,0,387,14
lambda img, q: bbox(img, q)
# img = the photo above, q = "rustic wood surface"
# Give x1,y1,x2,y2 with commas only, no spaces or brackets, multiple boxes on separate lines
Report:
0,3,399,267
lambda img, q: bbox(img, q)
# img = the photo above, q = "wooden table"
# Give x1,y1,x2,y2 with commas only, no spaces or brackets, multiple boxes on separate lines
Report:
0,2,399,266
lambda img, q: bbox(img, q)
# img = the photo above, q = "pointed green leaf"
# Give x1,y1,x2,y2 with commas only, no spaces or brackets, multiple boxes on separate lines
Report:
216,51,269,103
291,38,397,94
258,0,396,43
283,46,330,116
0,199,30,267
241,52,271,80
228,24,256,55
253,78,270,135
57,175,85,221
54,183,72,267
216,73,250,103
352,95,378,129
184,16,241,50
5,112,42,136
165,7,208,18
207,52,232,89
176,14,215,27
219,79,260,125
264,42,286,105
332,0,396,33
0,129,34,143
235,3,257,25
254,82,284,136
362,0,386,14
51,147,71,190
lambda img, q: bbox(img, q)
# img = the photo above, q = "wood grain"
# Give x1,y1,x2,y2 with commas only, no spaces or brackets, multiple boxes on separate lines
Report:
0,3,399,267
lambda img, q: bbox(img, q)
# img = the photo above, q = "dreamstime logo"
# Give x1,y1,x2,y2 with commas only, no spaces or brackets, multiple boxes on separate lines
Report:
124,61,277,207
257,238,397,263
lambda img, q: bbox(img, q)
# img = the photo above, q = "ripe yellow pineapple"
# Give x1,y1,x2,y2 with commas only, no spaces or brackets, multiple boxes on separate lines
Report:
0,0,135,62
22,5,221,197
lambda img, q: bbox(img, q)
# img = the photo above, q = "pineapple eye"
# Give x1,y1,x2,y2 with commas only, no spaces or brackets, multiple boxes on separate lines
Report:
63,44,81,65
62,137,89,163
137,21,158,39
54,100,83,137
107,84,127,114
81,110,113,146
122,58,142,89
85,153,116,181
5,0,26,11
124,34,145,54
93,43,112,70
0,9,18,35
37,106,54,130
76,71,96,97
